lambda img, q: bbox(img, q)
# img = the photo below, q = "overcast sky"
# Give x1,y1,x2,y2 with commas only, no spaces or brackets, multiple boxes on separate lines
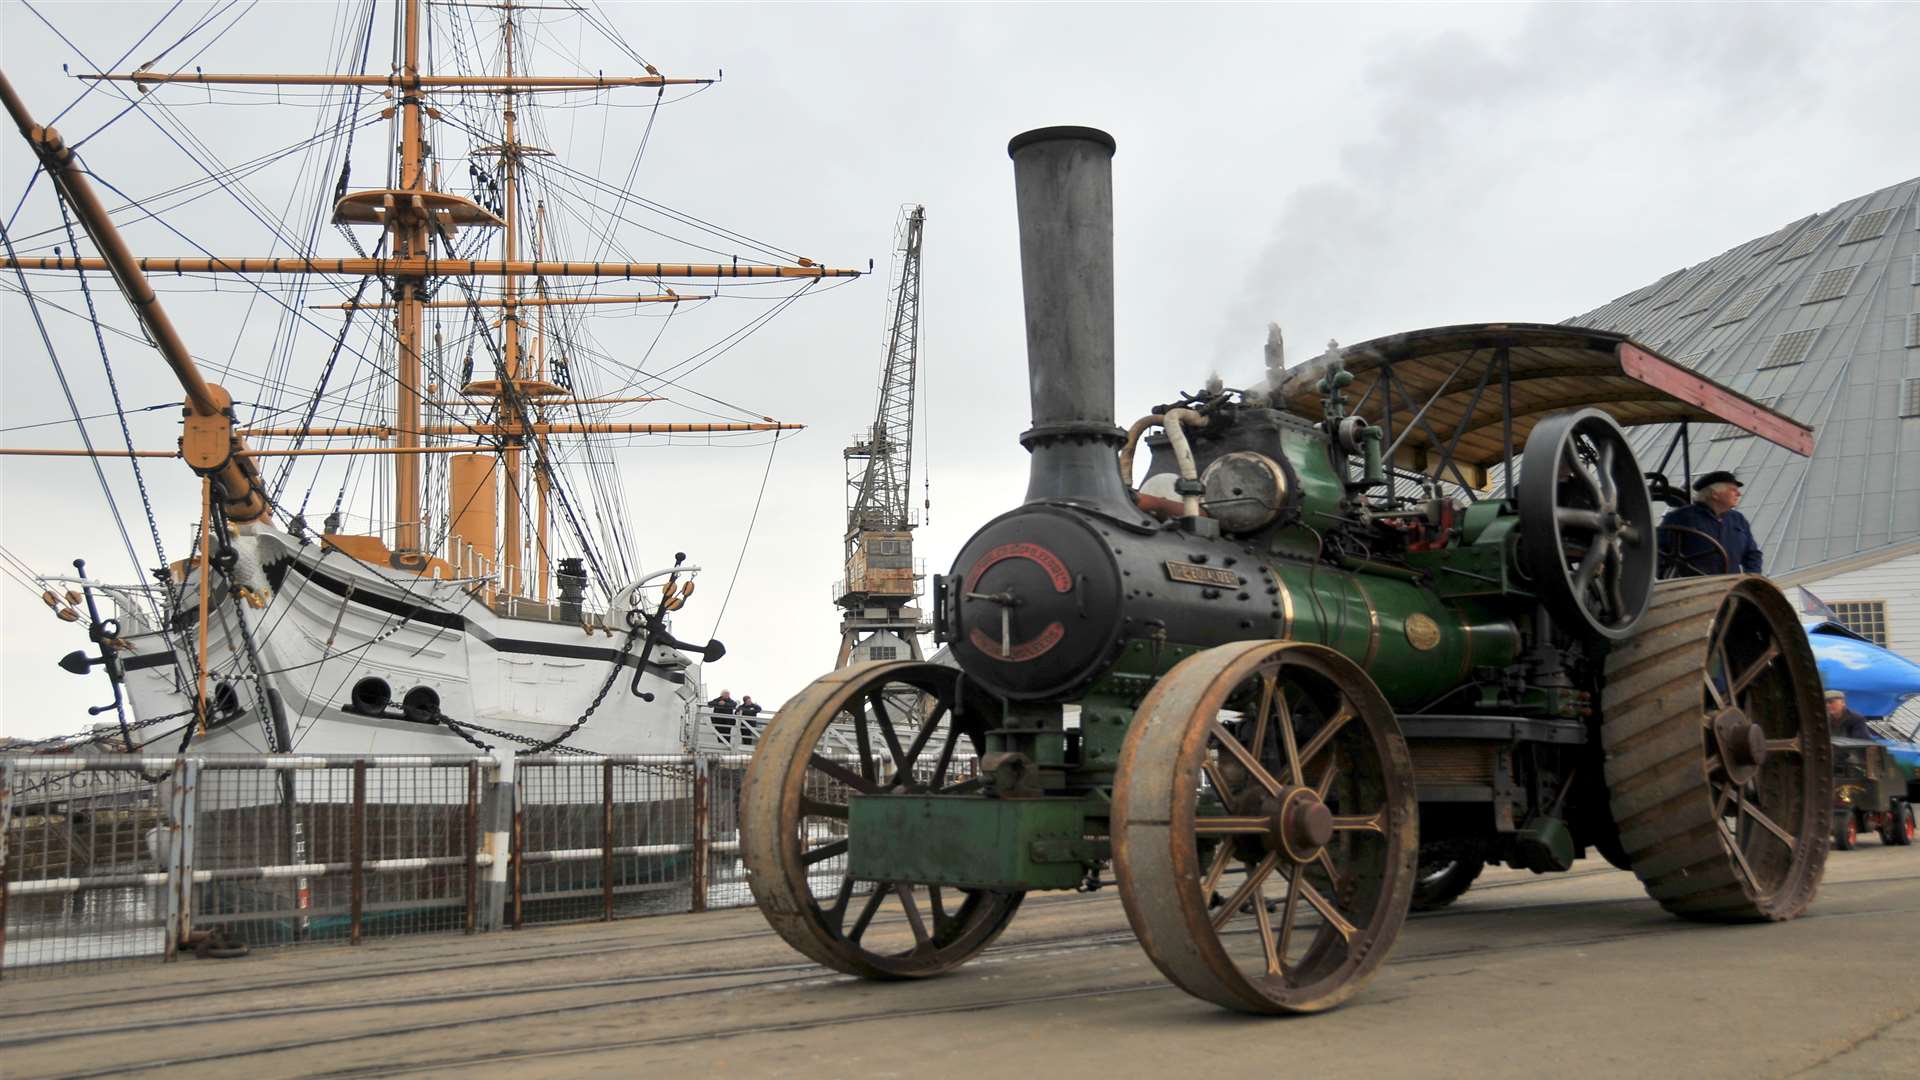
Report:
3,1,1916,741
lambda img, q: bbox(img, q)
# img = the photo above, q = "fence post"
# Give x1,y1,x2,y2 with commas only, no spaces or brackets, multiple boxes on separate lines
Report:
691,756,709,914
172,759,198,957
601,759,615,921
464,761,478,934
478,756,512,933
510,764,524,930
1,762,12,978
350,760,366,945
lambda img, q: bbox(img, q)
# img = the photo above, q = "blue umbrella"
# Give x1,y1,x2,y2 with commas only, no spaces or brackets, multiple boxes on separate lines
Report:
1801,619,1920,718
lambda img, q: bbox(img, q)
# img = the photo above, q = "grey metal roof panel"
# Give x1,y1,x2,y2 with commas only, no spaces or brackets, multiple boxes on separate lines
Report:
1567,176,1920,576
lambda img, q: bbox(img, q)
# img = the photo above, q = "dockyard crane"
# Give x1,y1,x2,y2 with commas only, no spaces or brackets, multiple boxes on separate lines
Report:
835,206,928,666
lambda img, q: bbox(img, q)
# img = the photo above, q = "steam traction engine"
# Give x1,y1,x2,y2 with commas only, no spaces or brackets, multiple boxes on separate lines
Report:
741,127,1832,1014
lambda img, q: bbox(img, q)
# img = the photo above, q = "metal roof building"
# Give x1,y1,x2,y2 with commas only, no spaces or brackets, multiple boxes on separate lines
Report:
1565,176,1920,724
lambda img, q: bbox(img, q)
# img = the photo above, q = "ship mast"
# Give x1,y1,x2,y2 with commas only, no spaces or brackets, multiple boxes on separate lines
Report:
3,0,862,585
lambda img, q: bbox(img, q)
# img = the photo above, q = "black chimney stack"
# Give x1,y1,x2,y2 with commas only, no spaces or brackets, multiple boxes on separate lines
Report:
556,557,586,622
1006,126,1134,514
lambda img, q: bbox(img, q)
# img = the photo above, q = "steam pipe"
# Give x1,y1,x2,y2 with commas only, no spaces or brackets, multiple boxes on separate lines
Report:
1006,126,1134,513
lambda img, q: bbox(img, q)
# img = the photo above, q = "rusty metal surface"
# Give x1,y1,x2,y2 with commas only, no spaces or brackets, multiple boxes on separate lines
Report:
1112,640,1417,1013
1601,575,1830,920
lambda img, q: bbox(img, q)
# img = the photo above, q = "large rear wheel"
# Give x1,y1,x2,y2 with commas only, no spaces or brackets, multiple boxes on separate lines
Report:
740,661,1022,979
1601,576,1830,919
1113,641,1417,1014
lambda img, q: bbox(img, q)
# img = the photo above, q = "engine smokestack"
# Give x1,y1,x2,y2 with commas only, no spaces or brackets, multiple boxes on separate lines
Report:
1007,126,1133,512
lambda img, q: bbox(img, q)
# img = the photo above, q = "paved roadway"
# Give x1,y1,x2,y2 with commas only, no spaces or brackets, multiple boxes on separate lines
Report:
2,844,1916,1079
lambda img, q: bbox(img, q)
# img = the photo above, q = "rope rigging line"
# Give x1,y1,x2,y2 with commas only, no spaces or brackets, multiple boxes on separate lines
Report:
708,429,783,640
52,193,176,637
0,217,151,603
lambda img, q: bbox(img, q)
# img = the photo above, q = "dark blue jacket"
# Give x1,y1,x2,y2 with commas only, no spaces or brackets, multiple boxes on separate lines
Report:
1660,502,1763,575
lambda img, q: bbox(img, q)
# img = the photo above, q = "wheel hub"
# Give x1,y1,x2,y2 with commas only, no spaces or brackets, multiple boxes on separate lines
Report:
1711,707,1769,784
1264,786,1333,863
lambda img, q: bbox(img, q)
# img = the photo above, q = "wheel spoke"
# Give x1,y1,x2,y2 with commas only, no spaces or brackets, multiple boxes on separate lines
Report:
1296,705,1354,775
1598,442,1618,504
1603,541,1627,621
852,708,877,785
826,874,856,925
1572,539,1607,596
1296,875,1358,942
931,719,960,788
1716,812,1759,892
1200,839,1236,898
802,838,849,866
1275,863,1303,972
799,796,848,820
809,754,877,794
1703,669,1730,711
1557,508,1604,533
1210,852,1279,930
1564,443,1604,506
1729,642,1781,699
1315,849,1346,897
1739,797,1798,852
1275,686,1305,785
901,703,950,775
1331,811,1386,834
1249,671,1277,762
1209,722,1283,796
1252,879,1283,977
869,691,910,773
929,886,951,936
1314,759,1339,800
846,886,887,942
895,884,932,948
1202,760,1243,815
1195,815,1273,836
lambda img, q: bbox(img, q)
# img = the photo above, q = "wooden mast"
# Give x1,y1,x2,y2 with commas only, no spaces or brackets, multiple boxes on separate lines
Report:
498,2,526,597
391,0,430,560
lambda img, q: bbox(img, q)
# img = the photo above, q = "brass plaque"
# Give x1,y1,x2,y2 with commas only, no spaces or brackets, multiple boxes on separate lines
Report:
1165,561,1238,588
1405,613,1442,652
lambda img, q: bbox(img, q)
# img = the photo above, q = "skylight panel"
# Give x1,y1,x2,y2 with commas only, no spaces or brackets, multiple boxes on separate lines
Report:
1838,207,1896,245
1760,328,1820,368
1712,286,1772,326
1904,379,1920,418
1672,348,1713,370
1650,266,1712,309
1778,220,1839,262
1752,215,1814,254
1907,313,1920,349
1800,265,1860,305
1681,278,1740,318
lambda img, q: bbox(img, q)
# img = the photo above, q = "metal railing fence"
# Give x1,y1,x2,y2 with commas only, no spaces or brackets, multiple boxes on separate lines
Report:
3,747,980,977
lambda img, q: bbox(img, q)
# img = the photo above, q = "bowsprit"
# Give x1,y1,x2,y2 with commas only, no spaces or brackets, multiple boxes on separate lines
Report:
739,126,1832,1014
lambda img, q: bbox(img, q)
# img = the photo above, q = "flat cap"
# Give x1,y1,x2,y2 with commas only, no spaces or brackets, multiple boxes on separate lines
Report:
1692,470,1743,492
1824,690,1847,701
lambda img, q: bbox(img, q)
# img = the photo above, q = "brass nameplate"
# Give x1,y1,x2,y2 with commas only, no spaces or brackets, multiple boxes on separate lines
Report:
1165,561,1237,588
1405,613,1442,652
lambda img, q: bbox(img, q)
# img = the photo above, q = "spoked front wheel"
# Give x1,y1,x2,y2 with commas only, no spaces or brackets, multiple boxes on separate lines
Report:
1113,641,1417,1014
739,661,1022,979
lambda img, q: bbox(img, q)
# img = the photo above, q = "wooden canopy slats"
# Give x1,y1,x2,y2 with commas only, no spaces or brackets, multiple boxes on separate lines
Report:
1272,323,1814,478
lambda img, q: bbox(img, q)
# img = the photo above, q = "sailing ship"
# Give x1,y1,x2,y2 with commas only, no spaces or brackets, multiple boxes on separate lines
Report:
1,0,862,764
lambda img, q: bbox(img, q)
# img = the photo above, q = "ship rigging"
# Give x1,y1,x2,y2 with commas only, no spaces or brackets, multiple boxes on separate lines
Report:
1,0,864,760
